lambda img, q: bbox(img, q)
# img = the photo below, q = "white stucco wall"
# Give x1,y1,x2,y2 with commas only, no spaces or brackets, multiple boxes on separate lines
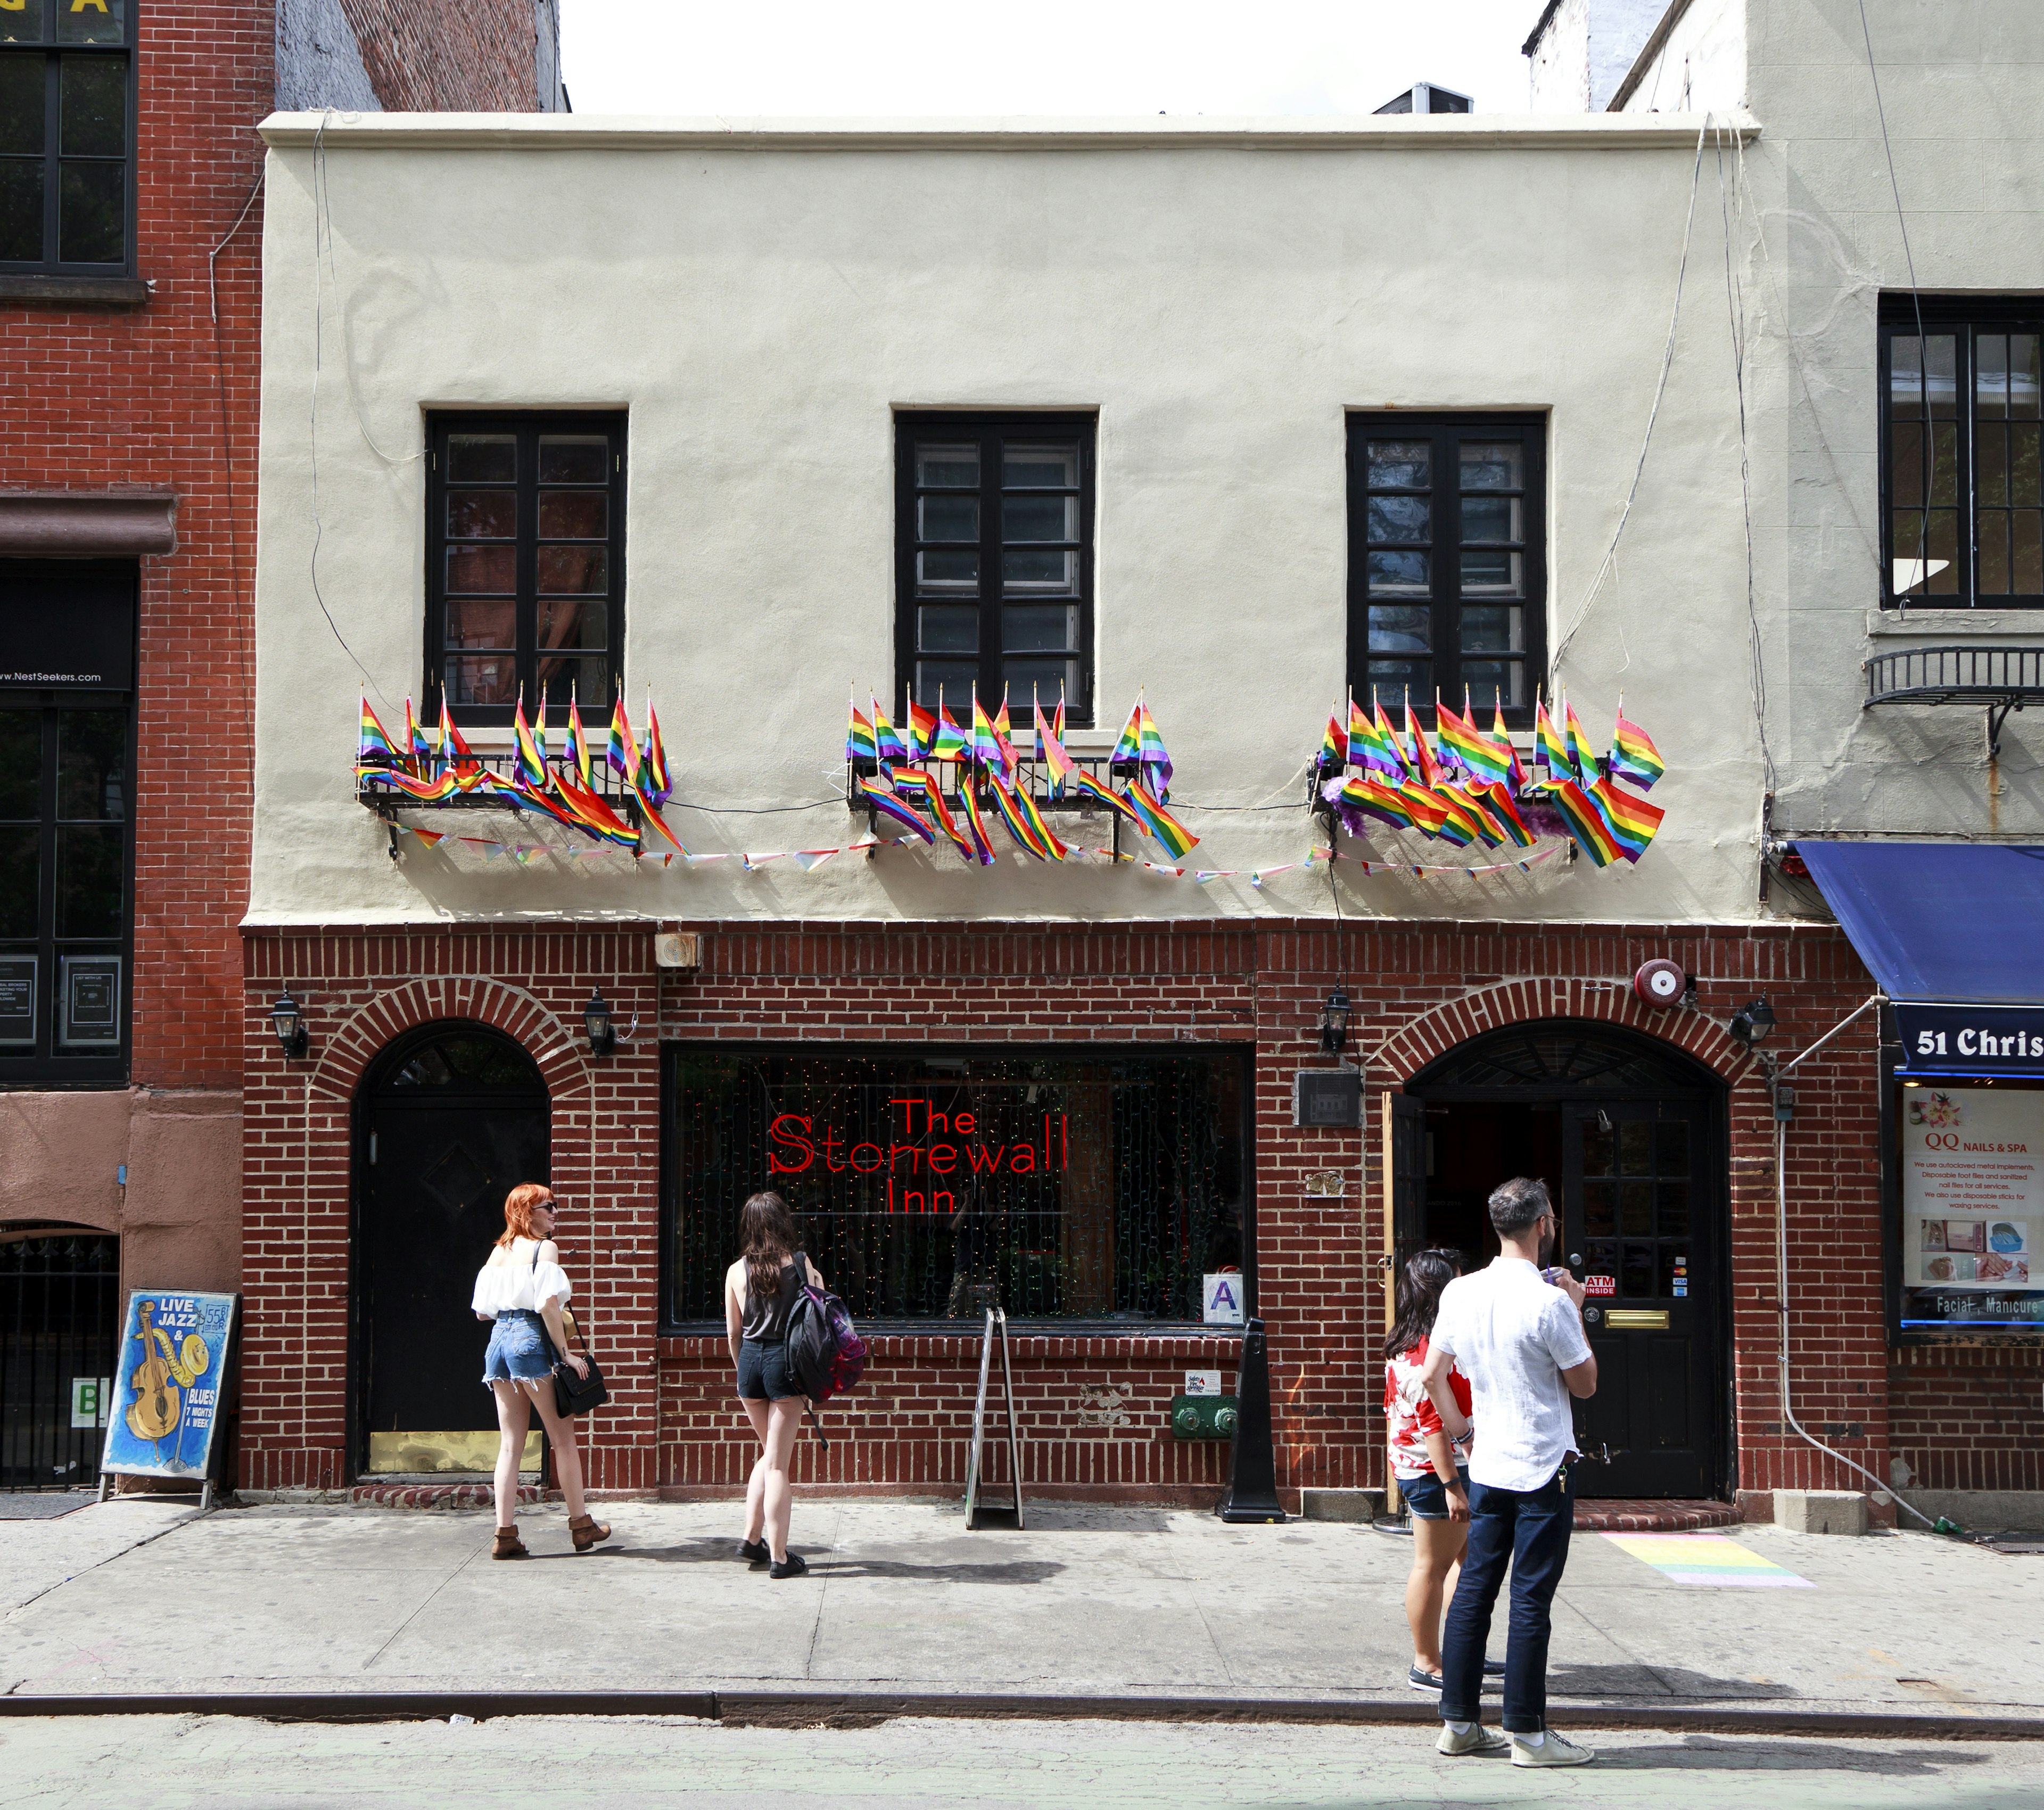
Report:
250,111,1777,927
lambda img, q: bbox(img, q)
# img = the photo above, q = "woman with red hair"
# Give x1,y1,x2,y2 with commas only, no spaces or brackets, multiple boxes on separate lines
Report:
471,1182,612,1558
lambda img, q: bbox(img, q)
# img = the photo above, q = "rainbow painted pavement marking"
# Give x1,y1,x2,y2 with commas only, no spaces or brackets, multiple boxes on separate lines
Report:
1602,1532,1814,1587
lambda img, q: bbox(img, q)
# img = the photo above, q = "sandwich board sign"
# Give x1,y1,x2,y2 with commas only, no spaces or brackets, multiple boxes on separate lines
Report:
100,1290,239,1504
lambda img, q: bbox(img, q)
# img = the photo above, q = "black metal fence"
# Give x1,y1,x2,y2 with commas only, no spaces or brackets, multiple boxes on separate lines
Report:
1,1233,119,1492
667,1051,1247,1324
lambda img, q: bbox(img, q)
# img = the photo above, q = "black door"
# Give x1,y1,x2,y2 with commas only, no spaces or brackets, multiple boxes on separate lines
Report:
357,1027,549,1475
1561,1100,1716,1498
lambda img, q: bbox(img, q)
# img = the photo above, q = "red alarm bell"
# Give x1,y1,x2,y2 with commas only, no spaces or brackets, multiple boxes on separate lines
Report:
1634,959,1687,1008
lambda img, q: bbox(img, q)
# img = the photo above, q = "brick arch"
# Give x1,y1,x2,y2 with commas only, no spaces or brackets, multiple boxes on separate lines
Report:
308,978,593,1105
1377,978,1754,1088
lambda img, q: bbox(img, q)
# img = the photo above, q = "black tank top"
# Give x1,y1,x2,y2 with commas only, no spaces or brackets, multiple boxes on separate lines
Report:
740,1252,806,1343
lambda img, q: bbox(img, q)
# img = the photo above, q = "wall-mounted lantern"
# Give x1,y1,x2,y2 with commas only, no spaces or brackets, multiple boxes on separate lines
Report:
1318,988,1353,1055
1728,996,1777,1049
270,991,309,1060
583,989,617,1058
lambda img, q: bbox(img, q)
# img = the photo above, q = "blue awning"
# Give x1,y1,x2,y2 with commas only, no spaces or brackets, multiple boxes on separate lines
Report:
1796,841,2044,1005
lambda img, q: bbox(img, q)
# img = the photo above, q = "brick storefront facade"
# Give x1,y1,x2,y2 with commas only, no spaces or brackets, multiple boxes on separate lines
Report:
238,914,1928,1509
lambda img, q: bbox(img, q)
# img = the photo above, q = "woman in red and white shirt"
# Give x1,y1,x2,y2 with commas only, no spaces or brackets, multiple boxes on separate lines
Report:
1384,1248,1499,1693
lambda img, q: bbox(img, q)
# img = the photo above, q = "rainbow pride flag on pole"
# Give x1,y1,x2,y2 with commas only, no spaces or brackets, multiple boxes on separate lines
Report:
403,698,433,775
872,697,908,767
846,695,877,764
1470,779,1536,849
1070,767,1144,827
513,692,548,790
608,691,640,786
555,770,641,852
566,688,594,791
1113,696,1174,799
908,699,937,763
988,769,1053,860
1590,775,1666,863
1534,693,1572,783
1338,775,1417,832
1375,699,1413,781
1034,694,1075,798
1348,699,1401,780
1565,697,1598,783
970,690,1009,775
1547,777,1621,867
863,783,935,845
1318,709,1349,773
1492,694,1527,791
1609,707,1664,791
358,698,398,768
931,695,970,763
638,698,673,807
1120,779,1199,858
959,781,999,866
1405,694,1443,787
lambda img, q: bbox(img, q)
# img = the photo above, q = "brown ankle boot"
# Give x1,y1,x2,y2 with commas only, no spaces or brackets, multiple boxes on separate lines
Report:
492,1526,529,1560
569,1512,612,1553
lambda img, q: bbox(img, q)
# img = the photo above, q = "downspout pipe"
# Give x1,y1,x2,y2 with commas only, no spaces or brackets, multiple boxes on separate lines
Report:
1768,992,1940,1531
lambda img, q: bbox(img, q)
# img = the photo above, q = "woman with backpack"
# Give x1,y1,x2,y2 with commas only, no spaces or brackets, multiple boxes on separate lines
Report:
1383,1248,1502,1693
725,1190,825,1579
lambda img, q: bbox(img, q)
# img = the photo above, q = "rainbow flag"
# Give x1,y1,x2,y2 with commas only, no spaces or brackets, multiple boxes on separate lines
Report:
908,699,937,763
1430,788,1480,849
992,691,1020,771
1491,694,1528,791
1471,779,1536,849
638,801,689,859
566,690,594,792
1398,781,1449,837
439,702,484,784
1534,694,1572,781
1120,779,1199,858
922,783,972,857
555,770,641,852
1451,690,1514,785
1011,778,1069,861
1034,696,1075,797
873,697,908,767
1433,695,1485,779
1375,700,1413,780
403,698,433,774
1318,710,1349,772
1405,696,1443,787
1547,777,1621,867
1610,710,1664,791
959,781,998,865
358,699,398,768
1051,694,1066,749
1070,766,1144,826
369,767,459,803
864,784,935,845
1590,775,1666,863
1348,707,1400,780
970,691,1008,774
931,699,970,763
1442,784,1504,849
608,692,640,786
988,769,1052,859
1112,700,1174,798
513,692,548,790
1338,775,1416,832
638,699,673,807
1565,698,1598,782
890,767,936,803
846,698,877,764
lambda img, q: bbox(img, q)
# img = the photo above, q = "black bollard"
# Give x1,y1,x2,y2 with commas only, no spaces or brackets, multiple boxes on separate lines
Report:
1217,1315,1287,1523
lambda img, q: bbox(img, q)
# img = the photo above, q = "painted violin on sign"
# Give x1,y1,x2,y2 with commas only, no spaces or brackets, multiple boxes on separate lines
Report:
122,1299,212,1444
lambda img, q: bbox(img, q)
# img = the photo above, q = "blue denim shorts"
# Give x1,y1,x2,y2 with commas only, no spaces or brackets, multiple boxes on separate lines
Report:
482,1310,555,1385
736,1337,797,1401
1399,1464,1471,1520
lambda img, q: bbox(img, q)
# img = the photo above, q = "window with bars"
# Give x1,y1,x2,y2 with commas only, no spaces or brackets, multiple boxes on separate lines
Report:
1882,300,2044,606
425,414,627,726
0,1,132,275
1347,414,1546,727
894,413,1096,727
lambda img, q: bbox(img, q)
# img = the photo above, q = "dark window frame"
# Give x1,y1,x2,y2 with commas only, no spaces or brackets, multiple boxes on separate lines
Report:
657,1040,1255,1334
1346,412,1547,730
424,412,628,729
893,412,1099,728
0,0,138,278
1878,295,2044,610
0,567,137,1087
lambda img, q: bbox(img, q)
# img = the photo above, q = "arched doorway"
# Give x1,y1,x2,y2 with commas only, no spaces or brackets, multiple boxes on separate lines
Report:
353,1024,550,1476
1404,1019,1728,1501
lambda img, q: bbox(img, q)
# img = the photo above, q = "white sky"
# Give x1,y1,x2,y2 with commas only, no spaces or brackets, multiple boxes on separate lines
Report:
558,1,1548,118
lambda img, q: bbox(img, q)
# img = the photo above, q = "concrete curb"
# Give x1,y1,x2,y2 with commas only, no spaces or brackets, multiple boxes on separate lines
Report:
2,1690,2039,1741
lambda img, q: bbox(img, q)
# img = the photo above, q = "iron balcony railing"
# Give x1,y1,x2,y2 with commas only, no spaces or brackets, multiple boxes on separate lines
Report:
1864,644,2044,756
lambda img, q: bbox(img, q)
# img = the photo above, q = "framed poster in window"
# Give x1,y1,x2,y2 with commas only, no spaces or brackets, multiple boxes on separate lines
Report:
58,953,119,1047
1897,1082,2044,1332
0,953,32,1046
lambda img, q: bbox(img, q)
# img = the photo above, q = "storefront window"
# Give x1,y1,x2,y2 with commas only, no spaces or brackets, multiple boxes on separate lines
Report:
1897,1081,2044,1331
664,1049,1247,1326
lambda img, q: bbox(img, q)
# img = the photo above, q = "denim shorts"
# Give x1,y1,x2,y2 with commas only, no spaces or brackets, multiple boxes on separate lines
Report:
1398,1464,1471,1520
736,1337,797,1401
482,1310,555,1385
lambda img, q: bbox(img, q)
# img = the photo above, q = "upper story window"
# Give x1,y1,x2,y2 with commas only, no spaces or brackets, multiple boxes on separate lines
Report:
1882,298,2044,607
0,1,133,275
895,413,1097,727
1347,413,1547,727
0,560,135,1088
425,413,627,727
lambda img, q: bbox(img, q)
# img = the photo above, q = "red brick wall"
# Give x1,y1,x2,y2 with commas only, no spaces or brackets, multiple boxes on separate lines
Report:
0,2,273,1093
338,0,542,110
1891,1346,2044,1493
238,912,1967,1508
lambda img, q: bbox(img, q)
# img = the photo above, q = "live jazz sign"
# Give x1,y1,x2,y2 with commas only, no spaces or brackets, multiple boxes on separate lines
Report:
1897,1004,2044,1080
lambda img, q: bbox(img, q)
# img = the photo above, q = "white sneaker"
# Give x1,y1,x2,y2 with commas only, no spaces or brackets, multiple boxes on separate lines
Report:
1510,1729,1595,1767
1436,1723,1509,1756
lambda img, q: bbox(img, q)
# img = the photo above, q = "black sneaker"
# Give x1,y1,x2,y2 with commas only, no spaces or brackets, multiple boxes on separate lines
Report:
770,1551,809,1579
738,1539,770,1568
1408,1665,1444,1692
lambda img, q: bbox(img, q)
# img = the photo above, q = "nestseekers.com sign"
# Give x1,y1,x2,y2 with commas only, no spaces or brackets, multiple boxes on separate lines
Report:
1897,1004,2044,1080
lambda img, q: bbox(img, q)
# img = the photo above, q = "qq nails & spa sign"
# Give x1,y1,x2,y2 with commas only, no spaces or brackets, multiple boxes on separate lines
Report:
1900,1085,2044,1330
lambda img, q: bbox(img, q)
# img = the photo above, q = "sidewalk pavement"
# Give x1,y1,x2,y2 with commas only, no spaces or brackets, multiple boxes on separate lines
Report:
2,1498,2040,1723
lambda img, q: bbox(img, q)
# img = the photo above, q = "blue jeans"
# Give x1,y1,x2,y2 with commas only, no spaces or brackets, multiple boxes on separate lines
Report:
1439,1464,1573,1733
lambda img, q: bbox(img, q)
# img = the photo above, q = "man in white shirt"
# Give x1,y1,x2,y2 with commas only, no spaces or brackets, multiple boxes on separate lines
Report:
1417,1175,1598,1767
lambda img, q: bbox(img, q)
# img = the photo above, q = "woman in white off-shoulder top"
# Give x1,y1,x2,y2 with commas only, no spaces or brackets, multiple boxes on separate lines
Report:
471,1183,611,1559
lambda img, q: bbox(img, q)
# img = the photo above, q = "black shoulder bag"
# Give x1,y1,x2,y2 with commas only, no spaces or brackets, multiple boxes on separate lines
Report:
533,1245,608,1417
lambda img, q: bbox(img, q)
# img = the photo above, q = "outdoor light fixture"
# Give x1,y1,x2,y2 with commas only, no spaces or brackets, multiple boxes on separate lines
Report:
1728,996,1777,1049
269,991,309,1060
583,989,617,1058
1318,988,1353,1055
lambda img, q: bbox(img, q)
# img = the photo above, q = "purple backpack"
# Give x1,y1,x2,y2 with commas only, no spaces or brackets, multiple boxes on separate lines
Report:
785,1279,868,1444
